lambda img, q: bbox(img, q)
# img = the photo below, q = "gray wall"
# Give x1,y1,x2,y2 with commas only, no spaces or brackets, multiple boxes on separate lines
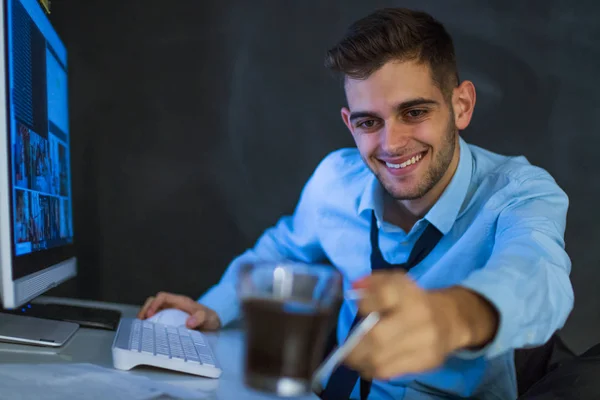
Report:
47,0,600,353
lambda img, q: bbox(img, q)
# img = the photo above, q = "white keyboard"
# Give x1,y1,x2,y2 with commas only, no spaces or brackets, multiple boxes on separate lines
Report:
112,318,222,378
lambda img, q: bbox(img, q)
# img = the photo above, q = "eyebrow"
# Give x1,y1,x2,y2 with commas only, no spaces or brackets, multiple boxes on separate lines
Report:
349,97,440,122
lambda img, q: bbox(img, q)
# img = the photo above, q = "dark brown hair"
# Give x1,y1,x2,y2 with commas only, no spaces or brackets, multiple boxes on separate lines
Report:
325,8,459,100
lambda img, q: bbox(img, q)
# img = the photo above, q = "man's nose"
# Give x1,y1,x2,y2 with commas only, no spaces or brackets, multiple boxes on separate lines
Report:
380,121,410,152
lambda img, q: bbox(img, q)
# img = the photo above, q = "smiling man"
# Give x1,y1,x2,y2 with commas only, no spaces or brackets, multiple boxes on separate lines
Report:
138,7,574,400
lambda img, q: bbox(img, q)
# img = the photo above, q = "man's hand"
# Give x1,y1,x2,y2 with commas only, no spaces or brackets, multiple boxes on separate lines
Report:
344,271,498,380
137,292,221,331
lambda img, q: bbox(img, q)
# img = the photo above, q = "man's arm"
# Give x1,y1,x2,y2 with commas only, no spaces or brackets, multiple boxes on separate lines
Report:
198,159,331,327
455,173,574,359
343,173,574,380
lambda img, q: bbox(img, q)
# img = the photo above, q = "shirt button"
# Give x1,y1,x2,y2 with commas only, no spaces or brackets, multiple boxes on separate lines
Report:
527,332,535,341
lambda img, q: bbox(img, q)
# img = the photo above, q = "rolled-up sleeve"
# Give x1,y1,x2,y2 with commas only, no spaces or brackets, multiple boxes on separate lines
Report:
456,174,574,360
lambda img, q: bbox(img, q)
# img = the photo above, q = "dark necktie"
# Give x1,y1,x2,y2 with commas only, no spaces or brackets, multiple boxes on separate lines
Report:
319,210,443,400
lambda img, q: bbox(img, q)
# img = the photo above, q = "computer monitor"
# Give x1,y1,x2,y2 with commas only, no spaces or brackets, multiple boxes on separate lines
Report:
0,1,122,346
0,0,78,345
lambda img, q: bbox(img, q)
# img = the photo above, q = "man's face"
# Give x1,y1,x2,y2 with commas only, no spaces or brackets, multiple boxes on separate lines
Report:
342,60,459,201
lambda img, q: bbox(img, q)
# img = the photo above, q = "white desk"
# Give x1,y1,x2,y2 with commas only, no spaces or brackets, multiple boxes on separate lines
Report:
0,297,319,400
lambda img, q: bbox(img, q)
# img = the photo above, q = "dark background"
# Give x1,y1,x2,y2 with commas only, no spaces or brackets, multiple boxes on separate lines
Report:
45,0,599,354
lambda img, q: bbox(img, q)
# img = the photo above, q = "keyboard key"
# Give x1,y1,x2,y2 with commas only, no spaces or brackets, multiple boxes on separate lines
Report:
183,345,197,356
177,328,190,337
131,340,140,352
190,331,206,346
130,324,142,351
141,344,154,355
169,336,183,347
195,346,214,357
180,336,194,347
199,355,215,367
180,337,199,362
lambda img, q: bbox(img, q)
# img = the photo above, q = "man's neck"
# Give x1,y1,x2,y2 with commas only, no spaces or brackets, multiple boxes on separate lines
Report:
384,143,461,232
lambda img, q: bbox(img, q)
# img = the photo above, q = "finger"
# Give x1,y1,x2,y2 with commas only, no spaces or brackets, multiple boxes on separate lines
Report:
188,308,221,331
175,296,206,316
137,296,155,319
146,292,177,317
344,309,409,376
186,309,207,329
343,311,386,372
202,310,221,331
370,324,446,380
359,272,410,315
371,344,444,380
343,332,373,370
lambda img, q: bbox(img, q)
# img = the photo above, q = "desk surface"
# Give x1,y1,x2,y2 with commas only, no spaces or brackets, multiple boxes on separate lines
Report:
0,296,318,400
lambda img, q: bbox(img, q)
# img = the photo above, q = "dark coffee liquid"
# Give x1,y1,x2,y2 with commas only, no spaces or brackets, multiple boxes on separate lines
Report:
242,297,335,382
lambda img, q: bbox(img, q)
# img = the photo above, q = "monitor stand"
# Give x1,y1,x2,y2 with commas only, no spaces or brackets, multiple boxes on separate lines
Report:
0,312,79,347
1,302,123,331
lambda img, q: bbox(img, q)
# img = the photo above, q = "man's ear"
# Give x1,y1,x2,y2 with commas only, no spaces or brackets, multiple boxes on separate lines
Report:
452,80,476,130
341,107,354,133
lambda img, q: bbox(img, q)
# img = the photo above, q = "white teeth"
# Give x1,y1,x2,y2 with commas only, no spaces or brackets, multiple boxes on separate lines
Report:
386,153,423,169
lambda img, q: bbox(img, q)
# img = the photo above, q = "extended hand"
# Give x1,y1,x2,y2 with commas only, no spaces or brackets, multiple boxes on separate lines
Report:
138,291,222,331
344,271,498,380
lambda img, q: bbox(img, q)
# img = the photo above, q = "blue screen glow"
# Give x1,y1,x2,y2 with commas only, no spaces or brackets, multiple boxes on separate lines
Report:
7,0,73,256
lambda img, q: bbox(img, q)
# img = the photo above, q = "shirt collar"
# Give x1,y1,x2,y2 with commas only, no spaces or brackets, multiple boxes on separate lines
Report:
357,137,473,235
357,171,383,220
424,137,473,234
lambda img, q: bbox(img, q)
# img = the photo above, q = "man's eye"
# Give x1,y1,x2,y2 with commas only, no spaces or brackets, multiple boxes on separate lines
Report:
406,109,427,118
358,120,377,128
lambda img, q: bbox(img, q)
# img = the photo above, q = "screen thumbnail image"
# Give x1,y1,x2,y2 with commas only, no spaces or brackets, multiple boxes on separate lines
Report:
59,198,72,239
36,194,59,242
29,130,51,194
30,191,43,242
14,189,31,243
46,48,68,136
58,141,68,196
14,123,31,188
48,196,60,240
20,191,63,251
40,195,50,240
48,134,68,196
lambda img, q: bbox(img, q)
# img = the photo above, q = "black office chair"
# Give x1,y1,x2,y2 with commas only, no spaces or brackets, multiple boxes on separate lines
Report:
514,333,576,397
516,337,600,399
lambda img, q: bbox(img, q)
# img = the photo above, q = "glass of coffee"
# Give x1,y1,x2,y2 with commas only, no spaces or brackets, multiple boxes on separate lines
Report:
237,261,342,397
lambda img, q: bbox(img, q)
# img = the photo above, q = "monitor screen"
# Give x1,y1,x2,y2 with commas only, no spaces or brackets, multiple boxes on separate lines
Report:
6,0,74,281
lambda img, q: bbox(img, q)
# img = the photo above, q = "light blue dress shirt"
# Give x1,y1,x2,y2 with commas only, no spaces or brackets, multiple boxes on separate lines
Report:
199,137,574,399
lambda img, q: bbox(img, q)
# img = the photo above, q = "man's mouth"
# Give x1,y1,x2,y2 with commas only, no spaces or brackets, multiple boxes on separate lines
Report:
382,151,426,169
